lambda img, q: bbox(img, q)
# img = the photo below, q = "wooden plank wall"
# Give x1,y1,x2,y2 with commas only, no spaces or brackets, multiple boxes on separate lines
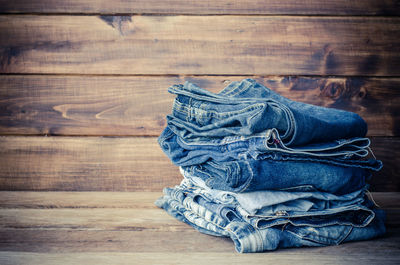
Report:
0,1,399,192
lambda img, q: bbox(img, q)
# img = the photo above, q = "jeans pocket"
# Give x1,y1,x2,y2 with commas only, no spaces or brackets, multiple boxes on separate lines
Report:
192,160,254,193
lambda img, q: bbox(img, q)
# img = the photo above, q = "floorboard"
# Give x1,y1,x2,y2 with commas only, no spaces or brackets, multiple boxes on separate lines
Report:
0,192,398,264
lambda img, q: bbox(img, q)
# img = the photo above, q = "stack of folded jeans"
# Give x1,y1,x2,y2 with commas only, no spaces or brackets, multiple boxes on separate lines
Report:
155,78,386,253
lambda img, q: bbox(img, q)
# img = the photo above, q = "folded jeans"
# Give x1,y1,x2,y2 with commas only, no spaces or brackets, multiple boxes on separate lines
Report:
166,78,367,147
159,126,381,170
181,156,372,195
155,185,386,253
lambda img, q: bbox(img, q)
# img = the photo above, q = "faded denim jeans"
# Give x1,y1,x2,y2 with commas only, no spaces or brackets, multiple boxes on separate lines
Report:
159,125,382,170
155,78,385,253
155,182,386,253
165,78,370,151
179,156,373,195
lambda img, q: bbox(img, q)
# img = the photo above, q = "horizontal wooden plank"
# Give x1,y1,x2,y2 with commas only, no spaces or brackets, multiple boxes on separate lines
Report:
0,1,399,15
0,191,397,227
0,136,181,191
0,136,398,192
0,222,398,252
0,75,399,136
0,191,160,208
1,16,399,75
1,250,399,265
2,207,399,230
0,192,398,263
0,192,398,255
0,191,397,209
0,230,234,253
0,208,183,230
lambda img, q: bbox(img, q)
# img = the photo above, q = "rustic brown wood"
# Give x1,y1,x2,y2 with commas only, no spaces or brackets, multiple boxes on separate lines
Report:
0,192,398,264
0,191,395,209
0,75,399,137
0,0,399,15
1,16,399,76
0,1,398,264
0,136,397,191
0,136,180,191
0,208,184,230
0,230,234,253
0,191,397,227
1,250,398,265
0,191,159,208
369,137,400,191
0,221,398,251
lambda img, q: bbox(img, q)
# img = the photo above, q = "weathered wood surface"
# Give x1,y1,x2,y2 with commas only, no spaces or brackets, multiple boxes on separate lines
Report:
1,251,400,265
0,0,400,15
0,191,398,264
0,136,180,191
0,0,399,15
0,75,399,137
0,136,397,192
0,191,396,209
1,16,399,76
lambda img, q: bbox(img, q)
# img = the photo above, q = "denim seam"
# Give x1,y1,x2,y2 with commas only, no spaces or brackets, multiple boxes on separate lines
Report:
286,225,352,246
236,160,254,192
338,226,354,245
254,208,375,229
184,103,266,119
220,79,252,97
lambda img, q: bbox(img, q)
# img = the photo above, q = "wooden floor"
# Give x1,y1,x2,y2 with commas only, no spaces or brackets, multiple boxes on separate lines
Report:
0,192,399,265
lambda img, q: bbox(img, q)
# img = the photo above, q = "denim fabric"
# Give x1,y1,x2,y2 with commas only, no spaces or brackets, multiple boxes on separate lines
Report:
185,174,369,216
180,156,371,195
159,126,382,170
173,179,375,228
155,184,386,253
166,78,367,148
155,78,385,253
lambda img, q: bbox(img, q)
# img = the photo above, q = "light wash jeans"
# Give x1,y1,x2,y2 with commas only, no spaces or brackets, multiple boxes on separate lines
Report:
155,183,386,253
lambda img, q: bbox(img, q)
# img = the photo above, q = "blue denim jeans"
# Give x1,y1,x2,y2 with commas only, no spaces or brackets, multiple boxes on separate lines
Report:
159,126,382,170
155,78,385,253
180,155,372,195
155,184,386,253
180,178,375,229
166,78,368,148
185,175,368,214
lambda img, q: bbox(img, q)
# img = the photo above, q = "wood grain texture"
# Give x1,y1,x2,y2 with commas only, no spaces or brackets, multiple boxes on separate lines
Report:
0,191,397,227
0,0,399,15
0,192,398,264
0,136,181,191
0,136,398,192
0,75,399,137
1,250,399,265
0,191,159,208
1,15,399,75
0,191,395,209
